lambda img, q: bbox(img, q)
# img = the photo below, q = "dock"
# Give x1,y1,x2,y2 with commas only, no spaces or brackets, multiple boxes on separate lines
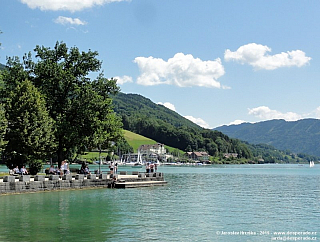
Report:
110,171,167,188
115,180,167,188
0,171,167,195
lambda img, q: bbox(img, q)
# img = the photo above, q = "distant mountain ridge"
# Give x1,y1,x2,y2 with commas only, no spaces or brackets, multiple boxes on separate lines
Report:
112,93,318,163
215,119,320,157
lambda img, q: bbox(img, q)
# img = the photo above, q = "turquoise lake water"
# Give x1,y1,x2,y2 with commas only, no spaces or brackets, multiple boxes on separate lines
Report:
0,164,319,242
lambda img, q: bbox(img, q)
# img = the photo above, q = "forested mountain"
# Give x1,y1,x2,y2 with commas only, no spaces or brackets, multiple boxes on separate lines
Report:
113,92,200,129
112,93,318,163
215,119,320,157
112,93,252,159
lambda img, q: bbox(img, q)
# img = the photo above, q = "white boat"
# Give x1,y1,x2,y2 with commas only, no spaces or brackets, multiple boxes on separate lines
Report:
310,161,315,167
122,151,143,167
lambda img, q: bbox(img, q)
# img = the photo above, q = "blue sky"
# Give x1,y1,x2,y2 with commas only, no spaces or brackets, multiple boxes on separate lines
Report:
1,0,320,128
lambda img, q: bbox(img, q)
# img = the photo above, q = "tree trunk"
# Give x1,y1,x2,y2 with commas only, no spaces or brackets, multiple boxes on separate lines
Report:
57,137,64,168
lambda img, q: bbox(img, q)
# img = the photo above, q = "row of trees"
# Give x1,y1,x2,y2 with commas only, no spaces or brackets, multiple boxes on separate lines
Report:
0,41,123,174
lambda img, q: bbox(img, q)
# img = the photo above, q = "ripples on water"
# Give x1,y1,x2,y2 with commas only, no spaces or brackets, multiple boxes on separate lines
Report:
0,164,319,241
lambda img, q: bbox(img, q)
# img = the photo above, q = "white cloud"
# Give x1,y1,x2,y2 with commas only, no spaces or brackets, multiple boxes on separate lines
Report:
54,16,87,25
228,120,246,125
248,106,302,121
157,102,176,112
184,115,211,129
21,0,128,12
134,53,225,88
224,43,311,70
114,75,133,85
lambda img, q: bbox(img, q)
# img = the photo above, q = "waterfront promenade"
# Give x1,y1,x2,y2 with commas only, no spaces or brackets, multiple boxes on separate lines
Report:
0,171,167,194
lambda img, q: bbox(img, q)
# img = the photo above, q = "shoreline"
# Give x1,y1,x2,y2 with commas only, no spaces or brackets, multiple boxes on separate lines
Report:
0,172,167,195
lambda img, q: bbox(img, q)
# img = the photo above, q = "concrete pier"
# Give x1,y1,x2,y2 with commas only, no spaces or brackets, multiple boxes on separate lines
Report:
0,172,167,195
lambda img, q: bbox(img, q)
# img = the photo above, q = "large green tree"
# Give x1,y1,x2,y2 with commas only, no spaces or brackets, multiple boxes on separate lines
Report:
2,41,123,166
4,79,56,172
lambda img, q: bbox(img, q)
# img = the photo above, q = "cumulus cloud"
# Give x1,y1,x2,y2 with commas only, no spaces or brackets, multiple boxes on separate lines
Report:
156,100,211,128
248,106,302,121
113,75,133,85
157,102,176,112
134,53,225,88
54,16,87,25
224,43,311,70
184,115,211,129
21,0,128,12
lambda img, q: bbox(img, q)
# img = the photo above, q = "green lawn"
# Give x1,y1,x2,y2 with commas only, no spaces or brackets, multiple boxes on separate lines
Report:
123,130,158,152
123,130,181,154
78,151,109,163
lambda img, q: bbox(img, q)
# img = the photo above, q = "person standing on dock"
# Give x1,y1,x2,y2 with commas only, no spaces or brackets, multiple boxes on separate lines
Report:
114,162,118,174
146,162,150,173
109,161,114,174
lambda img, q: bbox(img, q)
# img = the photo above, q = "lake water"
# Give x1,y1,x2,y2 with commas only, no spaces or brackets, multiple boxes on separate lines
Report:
0,164,319,242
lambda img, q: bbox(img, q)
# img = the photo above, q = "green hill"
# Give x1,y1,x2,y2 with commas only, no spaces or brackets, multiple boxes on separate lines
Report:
123,130,182,154
215,119,320,157
124,130,159,151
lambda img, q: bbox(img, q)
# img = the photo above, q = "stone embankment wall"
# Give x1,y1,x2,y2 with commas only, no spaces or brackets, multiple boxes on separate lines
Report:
0,172,165,194
0,174,109,194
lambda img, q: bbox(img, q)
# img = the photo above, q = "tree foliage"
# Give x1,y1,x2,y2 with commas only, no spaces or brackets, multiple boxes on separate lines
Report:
246,142,318,163
4,80,56,171
1,41,123,168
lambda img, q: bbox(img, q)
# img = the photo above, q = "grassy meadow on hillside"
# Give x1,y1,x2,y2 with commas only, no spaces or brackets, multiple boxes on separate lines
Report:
78,130,183,163
124,130,157,151
124,130,181,154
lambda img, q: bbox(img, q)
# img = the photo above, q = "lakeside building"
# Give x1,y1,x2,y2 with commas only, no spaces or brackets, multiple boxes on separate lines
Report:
223,153,238,159
186,151,209,163
138,143,167,162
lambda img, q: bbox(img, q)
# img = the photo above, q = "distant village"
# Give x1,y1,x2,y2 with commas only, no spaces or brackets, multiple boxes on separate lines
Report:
119,143,239,164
